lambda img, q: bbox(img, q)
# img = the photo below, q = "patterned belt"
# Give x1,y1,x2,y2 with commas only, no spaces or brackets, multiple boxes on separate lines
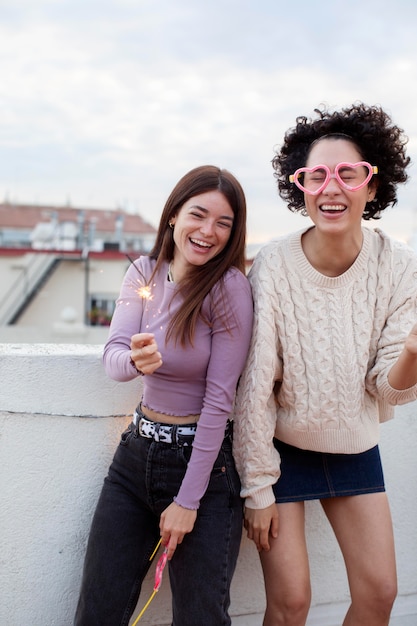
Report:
133,410,232,446
133,411,197,445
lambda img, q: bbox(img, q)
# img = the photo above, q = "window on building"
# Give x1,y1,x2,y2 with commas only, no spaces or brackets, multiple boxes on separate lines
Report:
88,297,115,326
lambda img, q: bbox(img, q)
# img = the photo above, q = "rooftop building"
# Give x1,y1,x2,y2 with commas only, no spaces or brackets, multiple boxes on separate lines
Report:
0,202,157,341
0,201,157,252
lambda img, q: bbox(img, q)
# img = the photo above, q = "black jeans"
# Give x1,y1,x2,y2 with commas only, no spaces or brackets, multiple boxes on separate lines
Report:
74,419,243,626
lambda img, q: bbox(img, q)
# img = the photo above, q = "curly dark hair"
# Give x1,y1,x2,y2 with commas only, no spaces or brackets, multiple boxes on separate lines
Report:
272,102,410,220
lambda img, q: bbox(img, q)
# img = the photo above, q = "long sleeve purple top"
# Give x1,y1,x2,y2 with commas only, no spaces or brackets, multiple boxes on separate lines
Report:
103,256,253,509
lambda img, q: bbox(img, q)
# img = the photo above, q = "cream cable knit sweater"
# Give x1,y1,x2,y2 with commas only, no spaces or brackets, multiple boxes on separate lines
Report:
234,227,417,509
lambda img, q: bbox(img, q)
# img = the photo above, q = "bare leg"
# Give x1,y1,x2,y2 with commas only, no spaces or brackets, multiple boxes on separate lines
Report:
321,493,397,626
260,502,311,626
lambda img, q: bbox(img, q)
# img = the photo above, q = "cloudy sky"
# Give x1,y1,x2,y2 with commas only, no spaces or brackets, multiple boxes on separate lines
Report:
1,0,417,244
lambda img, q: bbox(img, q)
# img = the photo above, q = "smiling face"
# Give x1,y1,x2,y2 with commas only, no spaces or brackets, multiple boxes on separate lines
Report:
304,138,377,237
170,190,234,280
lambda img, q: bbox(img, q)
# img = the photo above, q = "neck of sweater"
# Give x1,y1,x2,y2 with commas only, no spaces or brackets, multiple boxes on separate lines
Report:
289,227,371,288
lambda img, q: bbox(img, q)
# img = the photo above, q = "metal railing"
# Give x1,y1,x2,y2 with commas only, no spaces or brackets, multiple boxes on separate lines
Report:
0,253,59,325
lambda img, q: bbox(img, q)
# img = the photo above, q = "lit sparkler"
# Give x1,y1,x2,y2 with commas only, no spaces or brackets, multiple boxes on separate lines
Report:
137,284,153,300
126,254,153,301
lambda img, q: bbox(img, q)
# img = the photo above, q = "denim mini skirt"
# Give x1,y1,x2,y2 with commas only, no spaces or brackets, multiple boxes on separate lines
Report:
272,439,385,503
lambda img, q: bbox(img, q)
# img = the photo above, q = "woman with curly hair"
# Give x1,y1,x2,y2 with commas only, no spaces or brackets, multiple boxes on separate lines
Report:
234,103,417,626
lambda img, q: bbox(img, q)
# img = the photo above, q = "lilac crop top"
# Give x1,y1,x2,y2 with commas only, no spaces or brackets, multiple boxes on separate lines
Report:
103,256,253,509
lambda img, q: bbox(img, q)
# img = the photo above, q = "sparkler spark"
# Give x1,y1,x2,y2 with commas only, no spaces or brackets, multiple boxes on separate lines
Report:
137,284,152,300
126,254,153,300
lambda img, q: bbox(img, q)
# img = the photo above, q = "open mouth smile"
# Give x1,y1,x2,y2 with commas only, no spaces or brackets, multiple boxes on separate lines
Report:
319,204,347,214
190,237,213,249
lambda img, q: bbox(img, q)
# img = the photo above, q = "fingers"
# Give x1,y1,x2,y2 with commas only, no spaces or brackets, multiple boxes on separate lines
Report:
270,508,280,539
130,332,154,348
130,333,159,357
245,521,270,552
244,504,279,552
161,532,184,561
159,503,197,560
130,333,163,374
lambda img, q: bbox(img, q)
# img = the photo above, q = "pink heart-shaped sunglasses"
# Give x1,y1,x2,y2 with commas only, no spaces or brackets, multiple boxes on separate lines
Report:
289,161,378,196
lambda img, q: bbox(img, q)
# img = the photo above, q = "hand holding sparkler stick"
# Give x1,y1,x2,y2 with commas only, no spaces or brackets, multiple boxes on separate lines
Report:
125,254,163,375
130,332,163,375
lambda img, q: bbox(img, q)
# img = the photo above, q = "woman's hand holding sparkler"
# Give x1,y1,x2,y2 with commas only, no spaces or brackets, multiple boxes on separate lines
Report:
130,333,163,375
159,502,197,560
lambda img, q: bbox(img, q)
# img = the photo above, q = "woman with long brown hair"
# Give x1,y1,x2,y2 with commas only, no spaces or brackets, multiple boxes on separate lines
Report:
74,165,253,626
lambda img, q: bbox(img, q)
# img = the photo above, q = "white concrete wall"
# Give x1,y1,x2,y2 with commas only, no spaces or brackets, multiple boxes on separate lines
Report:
0,343,416,626
0,323,109,345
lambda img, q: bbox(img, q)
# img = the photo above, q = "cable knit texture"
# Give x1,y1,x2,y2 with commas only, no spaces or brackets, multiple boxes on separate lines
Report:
233,226,417,509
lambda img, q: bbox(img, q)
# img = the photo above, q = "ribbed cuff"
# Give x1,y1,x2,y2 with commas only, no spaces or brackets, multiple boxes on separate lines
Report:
173,495,199,510
244,486,276,510
130,357,144,376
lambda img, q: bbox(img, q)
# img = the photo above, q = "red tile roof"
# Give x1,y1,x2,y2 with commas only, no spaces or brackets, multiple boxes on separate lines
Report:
0,202,157,234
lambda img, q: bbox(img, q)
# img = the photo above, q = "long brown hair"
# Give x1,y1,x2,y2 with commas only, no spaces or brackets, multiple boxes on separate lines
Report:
148,165,247,346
